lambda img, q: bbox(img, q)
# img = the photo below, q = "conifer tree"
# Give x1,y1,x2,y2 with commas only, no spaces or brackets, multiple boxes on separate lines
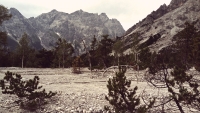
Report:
54,38,74,68
105,67,154,113
36,49,54,68
113,40,124,67
0,71,56,111
138,48,153,70
0,5,12,67
95,35,114,68
172,22,199,69
18,33,31,68
0,5,12,25
91,35,98,51
146,50,200,113
191,30,200,71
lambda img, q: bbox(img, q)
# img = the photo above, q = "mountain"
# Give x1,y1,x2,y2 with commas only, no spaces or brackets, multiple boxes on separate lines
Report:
0,8,43,50
123,0,200,52
0,8,125,53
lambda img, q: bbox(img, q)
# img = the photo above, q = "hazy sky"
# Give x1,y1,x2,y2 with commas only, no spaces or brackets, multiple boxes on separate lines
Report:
1,0,171,30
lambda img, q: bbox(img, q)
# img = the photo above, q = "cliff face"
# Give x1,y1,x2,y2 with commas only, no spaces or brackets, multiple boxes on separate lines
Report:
124,0,200,52
168,0,188,11
125,0,188,36
0,8,42,50
0,8,125,52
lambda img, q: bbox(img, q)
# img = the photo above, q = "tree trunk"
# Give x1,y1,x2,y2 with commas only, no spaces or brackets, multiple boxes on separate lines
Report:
62,53,64,68
81,39,92,73
169,87,184,113
78,57,80,73
101,58,107,69
22,55,24,68
164,69,184,113
59,58,61,68
88,56,92,73
117,55,120,67
22,50,24,68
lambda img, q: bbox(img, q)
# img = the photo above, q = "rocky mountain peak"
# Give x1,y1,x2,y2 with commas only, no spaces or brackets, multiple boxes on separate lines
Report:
71,9,85,15
123,0,200,53
50,9,58,13
9,8,25,19
1,8,125,53
78,9,84,13
168,0,188,11
125,0,191,36
125,3,169,36
169,0,188,6
100,13,109,22
100,13,108,18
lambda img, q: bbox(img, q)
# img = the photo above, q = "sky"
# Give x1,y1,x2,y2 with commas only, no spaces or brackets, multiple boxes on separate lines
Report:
1,0,171,30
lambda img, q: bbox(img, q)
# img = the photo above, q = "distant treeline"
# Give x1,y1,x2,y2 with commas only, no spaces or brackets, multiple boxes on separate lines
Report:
1,4,200,72
0,32,136,69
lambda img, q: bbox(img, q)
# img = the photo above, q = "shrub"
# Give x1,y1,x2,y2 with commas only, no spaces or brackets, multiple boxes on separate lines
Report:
72,56,82,74
105,67,154,113
0,71,57,111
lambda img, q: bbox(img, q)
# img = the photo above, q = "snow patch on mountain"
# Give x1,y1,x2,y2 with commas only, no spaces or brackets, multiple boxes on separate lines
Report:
56,32,61,37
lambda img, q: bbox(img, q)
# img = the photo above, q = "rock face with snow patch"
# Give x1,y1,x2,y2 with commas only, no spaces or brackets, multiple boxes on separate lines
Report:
124,0,200,52
0,8,125,53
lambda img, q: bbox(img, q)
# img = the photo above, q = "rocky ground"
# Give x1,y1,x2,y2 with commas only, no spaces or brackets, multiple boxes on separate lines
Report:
0,67,199,113
0,67,146,113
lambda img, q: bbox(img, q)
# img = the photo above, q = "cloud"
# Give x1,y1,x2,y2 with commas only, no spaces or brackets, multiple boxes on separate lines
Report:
1,0,171,30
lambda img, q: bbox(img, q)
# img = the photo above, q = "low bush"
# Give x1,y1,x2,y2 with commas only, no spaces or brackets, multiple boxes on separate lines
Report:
0,71,57,111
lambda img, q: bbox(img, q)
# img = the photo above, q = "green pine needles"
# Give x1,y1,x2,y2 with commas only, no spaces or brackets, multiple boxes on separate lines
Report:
0,71,57,111
105,67,154,113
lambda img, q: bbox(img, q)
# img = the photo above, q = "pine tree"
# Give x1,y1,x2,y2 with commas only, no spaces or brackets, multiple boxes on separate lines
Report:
146,50,200,113
105,67,154,113
0,5,12,67
36,49,54,68
0,71,57,111
0,5,12,25
91,35,98,51
191,30,200,71
138,48,153,70
53,38,74,68
95,35,114,68
113,40,124,67
172,22,199,69
17,32,31,68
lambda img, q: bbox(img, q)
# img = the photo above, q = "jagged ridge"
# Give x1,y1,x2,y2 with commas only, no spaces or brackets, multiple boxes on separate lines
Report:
123,0,200,53
0,8,125,53
125,0,188,36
